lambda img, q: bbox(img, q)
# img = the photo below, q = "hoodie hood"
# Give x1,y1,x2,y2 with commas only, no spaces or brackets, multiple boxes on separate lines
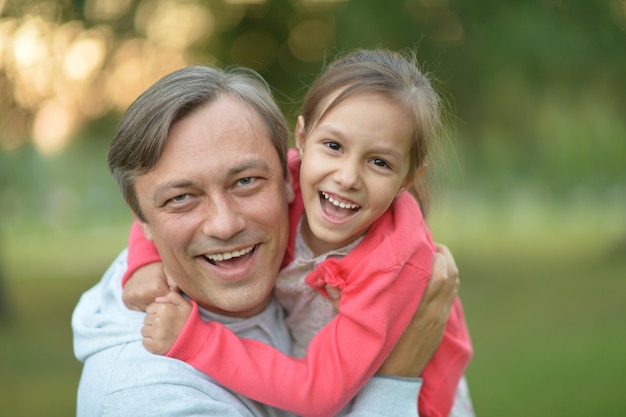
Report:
72,249,145,362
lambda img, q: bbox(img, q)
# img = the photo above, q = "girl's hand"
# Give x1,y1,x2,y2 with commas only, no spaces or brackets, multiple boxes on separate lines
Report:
142,291,192,355
122,262,170,312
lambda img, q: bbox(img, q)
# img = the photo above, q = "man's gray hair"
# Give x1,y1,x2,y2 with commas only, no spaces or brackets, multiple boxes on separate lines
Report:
108,65,289,221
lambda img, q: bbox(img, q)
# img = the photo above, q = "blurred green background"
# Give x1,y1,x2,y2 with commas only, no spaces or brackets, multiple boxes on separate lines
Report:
1,0,625,416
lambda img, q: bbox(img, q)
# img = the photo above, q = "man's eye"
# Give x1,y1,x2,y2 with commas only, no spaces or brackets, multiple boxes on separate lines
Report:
238,177,253,186
324,141,342,151
171,194,189,203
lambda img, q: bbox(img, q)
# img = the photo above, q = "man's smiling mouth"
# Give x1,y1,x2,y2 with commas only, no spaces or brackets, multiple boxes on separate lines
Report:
204,246,255,265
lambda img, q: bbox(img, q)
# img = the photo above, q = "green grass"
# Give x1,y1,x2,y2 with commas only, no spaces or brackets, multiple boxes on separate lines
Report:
429,196,626,416
457,245,625,416
1,197,625,416
0,223,129,417
1,276,86,416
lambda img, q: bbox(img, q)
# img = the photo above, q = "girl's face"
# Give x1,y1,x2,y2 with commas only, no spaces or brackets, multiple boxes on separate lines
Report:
296,92,414,256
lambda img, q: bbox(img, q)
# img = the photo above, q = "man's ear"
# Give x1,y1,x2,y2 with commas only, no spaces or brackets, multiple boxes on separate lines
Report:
295,115,306,159
132,212,154,241
284,168,295,204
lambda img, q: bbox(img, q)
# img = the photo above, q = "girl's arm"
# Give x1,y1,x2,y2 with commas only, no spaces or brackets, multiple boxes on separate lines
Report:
123,221,162,286
122,221,166,311
167,262,429,417
165,196,432,417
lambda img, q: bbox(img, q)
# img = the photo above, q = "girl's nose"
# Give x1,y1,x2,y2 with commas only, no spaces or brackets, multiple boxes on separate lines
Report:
333,159,361,190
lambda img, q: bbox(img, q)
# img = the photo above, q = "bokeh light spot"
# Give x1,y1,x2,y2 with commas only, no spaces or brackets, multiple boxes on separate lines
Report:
32,99,77,155
84,0,133,21
230,30,278,70
63,33,107,81
288,19,334,62
136,0,213,50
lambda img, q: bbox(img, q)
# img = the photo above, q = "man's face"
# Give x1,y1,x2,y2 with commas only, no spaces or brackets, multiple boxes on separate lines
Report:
133,96,292,317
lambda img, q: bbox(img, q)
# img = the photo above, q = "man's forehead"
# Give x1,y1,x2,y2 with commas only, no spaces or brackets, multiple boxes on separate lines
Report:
138,97,282,178
147,151,272,181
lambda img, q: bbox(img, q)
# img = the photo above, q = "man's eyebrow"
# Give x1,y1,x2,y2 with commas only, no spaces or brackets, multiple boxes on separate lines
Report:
151,180,194,202
226,159,271,176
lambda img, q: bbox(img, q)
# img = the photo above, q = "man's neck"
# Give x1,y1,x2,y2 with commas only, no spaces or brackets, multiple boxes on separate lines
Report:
196,294,273,319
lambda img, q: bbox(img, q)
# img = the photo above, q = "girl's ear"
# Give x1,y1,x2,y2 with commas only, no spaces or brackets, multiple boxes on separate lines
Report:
397,164,427,197
132,212,154,241
417,163,428,179
295,115,306,158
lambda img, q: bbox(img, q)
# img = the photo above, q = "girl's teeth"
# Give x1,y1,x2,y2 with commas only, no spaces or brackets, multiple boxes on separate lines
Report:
321,192,359,210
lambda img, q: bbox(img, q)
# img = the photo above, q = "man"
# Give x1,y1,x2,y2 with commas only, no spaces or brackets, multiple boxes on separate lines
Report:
72,65,461,416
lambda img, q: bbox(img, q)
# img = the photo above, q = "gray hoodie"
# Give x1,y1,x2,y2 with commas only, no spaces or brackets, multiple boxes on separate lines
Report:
72,250,422,417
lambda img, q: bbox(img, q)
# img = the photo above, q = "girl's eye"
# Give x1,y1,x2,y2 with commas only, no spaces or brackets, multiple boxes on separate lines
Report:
324,141,342,152
371,158,390,169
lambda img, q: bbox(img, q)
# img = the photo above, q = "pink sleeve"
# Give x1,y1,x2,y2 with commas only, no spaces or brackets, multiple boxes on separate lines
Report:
418,297,473,417
121,221,162,287
167,265,428,417
165,210,432,416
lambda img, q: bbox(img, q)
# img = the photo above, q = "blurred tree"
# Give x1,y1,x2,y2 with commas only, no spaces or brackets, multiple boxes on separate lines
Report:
0,0,624,189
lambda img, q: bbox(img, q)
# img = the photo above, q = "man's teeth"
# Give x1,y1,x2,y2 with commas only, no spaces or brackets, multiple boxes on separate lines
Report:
321,192,359,210
205,246,254,262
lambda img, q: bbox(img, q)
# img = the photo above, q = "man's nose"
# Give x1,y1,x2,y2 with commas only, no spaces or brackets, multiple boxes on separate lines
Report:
201,195,246,240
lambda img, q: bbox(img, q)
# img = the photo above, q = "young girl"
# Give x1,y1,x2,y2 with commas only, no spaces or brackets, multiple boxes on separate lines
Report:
125,49,473,417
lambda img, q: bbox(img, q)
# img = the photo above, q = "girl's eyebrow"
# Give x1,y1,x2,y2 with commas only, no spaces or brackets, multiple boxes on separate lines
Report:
369,146,404,161
316,124,405,161
315,124,342,138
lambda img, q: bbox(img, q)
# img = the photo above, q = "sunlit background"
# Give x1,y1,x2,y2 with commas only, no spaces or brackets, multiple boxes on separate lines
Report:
1,0,625,416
